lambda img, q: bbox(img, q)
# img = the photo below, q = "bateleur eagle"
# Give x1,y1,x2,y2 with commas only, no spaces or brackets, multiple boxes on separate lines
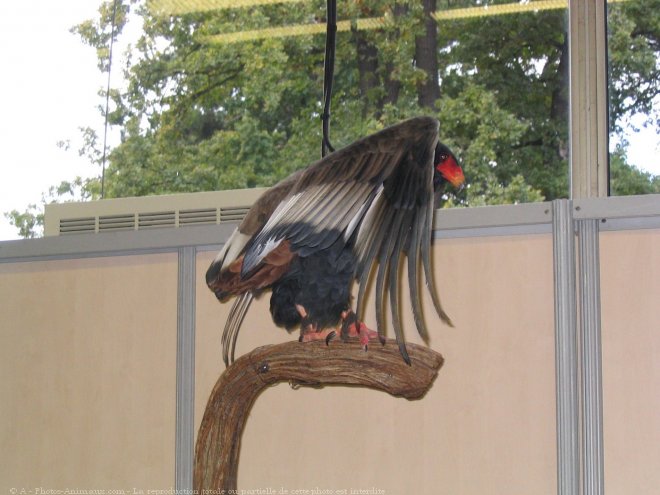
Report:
206,116,465,365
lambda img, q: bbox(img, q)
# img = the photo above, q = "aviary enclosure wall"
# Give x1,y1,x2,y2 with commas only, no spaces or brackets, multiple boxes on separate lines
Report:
1,201,659,494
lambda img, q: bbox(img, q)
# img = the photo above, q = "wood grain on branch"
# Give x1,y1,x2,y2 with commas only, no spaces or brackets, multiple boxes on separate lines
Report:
194,339,444,492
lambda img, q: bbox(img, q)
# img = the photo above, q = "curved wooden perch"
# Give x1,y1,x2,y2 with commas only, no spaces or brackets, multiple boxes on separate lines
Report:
194,338,444,492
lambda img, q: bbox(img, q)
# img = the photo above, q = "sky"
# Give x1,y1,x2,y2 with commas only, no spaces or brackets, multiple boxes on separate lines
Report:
0,1,658,241
0,1,108,241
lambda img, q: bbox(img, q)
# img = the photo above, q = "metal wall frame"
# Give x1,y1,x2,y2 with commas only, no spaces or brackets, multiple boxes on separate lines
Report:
553,199,580,495
1,195,659,492
176,246,196,490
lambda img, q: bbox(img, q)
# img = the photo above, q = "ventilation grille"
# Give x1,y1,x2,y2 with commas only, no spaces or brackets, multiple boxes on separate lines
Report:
99,214,135,232
57,205,253,235
59,217,96,235
179,208,217,226
138,211,176,229
45,188,267,236
220,206,251,223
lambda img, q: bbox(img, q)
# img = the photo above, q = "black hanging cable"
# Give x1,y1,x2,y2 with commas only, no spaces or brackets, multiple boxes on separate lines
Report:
101,0,119,199
321,0,337,157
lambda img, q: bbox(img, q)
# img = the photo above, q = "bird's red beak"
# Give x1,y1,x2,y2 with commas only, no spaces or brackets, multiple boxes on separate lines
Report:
437,156,465,189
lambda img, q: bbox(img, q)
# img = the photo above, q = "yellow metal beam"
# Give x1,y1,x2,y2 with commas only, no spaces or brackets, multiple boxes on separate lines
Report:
432,0,567,21
148,0,306,16
148,0,630,44
432,0,627,21
202,17,390,44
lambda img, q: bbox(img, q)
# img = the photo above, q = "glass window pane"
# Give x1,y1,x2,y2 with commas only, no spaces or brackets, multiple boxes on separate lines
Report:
1,0,572,240
433,1,570,204
82,0,570,205
607,0,660,196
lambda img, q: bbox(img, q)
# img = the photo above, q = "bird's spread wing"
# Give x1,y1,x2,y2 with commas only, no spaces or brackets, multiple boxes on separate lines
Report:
208,116,452,364
242,117,437,269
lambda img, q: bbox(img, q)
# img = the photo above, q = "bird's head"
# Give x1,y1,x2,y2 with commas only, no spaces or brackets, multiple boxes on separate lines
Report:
433,142,465,191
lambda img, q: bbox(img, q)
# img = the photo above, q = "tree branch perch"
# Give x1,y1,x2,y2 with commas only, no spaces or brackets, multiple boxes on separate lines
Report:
194,338,444,492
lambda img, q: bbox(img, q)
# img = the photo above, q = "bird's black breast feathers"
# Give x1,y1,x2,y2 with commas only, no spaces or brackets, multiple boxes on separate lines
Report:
270,230,356,331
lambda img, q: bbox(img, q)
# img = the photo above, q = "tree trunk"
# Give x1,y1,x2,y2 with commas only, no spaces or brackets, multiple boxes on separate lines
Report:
550,36,569,124
354,29,380,117
383,61,402,108
550,35,570,160
415,0,440,110
194,338,444,492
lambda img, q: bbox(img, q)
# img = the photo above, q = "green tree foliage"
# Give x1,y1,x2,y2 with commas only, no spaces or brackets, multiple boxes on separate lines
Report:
76,0,566,203
611,145,660,195
3,178,94,238
4,206,43,239
7,0,659,237
608,0,660,133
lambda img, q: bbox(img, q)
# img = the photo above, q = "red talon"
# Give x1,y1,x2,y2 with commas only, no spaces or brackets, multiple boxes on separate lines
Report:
297,306,382,351
342,312,381,351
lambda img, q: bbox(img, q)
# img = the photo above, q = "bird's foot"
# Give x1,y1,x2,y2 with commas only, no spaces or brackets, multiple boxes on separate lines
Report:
295,306,384,350
340,310,385,351
296,304,336,345
300,328,337,344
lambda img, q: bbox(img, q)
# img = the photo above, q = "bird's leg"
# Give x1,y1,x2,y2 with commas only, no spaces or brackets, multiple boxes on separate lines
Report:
339,310,385,351
296,304,336,344
295,305,384,350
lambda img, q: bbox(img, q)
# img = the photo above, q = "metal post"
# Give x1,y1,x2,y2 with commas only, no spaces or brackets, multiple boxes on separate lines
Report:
569,0,609,198
176,246,196,491
577,219,605,495
552,199,580,495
